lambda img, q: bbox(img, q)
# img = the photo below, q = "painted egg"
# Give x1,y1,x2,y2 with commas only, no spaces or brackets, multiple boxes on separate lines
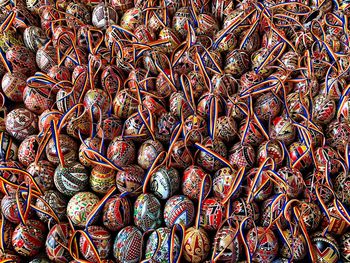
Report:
169,92,193,119
334,172,350,205
169,140,193,169
145,227,180,263
83,89,111,119
156,112,179,143
23,26,48,52
133,193,162,232
314,146,340,174
261,194,288,229
213,167,240,200
280,229,306,260
0,219,14,249
54,162,89,197
326,120,350,153
107,136,136,167
321,205,349,236
23,85,55,114
26,160,55,192
229,142,256,169
298,201,322,231
6,45,37,76
18,135,40,167
270,116,296,145
254,92,281,121
80,226,111,262
113,89,138,119
246,168,273,202
227,198,259,230
97,115,122,141
6,108,38,141
0,161,25,194
275,166,304,198
164,195,195,228
340,232,350,262
113,226,142,263
120,7,144,31
67,192,100,227
38,110,62,135
238,118,266,147
150,165,180,200
224,49,250,78
36,45,58,73
289,142,313,171
102,195,131,231
45,223,73,263
183,115,208,144
182,165,210,201
212,225,241,262
1,71,26,102
90,166,116,195
200,197,225,231
1,194,34,224
12,220,46,257
92,2,118,29
257,140,283,166
116,165,144,196
65,2,91,28
197,137,227,172
46,134,78,165
123,112,151,142
0,132,18,161
35,190,67,222
182,227,211,263
79,137,103,168
137,139,164,170
215,116,237,144
246,227,279,263
311,232,340,263
312,95,336,124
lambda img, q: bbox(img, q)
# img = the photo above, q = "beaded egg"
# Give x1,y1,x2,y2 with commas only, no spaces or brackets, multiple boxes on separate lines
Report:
326,120,350,153
1,71,26,102
35,190,67,222
270,116,296,145
183,114,208,144
247,227,279,263
116,164,144,196
197,137,227,172
26,160,55,192
67,192,100,227
312,95,336,124
150,165,180,200
200,197,225,231
164,195,195,228
45,223,73,263
90,166,116,195
229,142,256,169
92,2,118,29
54,162,89,197
340,232,350,262
6,108,38,141
275,166,304,198
107,136,136,167
311,232,340,263
12,220,46,257
212,225,241,262
279,229,307,260
46,134,78,165
18,135,40,167
80,225,112,262
182,165,210,201
298,201,322,231
6,45,37,76
227,198,259,229
133,193,162,231
182,227,211,263
0,132,18,161
113,226,142,263
213,167,240,200
288,142,313,171
169,139,193,169
79,137,103,167
137,139,164,170
145,227,180,263
102,195,131,231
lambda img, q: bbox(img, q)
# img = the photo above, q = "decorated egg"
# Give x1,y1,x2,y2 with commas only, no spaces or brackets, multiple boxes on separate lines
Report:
120,7,143,31
340,232,350,262
83,89,111,119
212,225,241,262
113,89,139,120
0,132,18,161
79,137,103,167
169,92,193,119
145,227,180,263
0,219,14,249
54,162,89,196
6,45,37,76
6,108,38,141
12,220,46,257
150,165,180,200
97,115,122,141
35,190,67,222
214,116,237,144
92,2,118,29
257,140,284,166
26,160,55,192
246,168,273,202
38,110,62,135
312,95,336,124
113,226,142,263
213,167,240,200
116,164,144,196
45,223,73,263
107,136,136,167
65,2,91,28
197,137,227,172
0,160,24,194
46,134,78,165
102,195,131,231
288,142,313,170
156,112,179,143
48,65,71,82
137,139,164,170
23,26,48,52
298,201,322,231
36,45,58,73
227,198,259,229
90,166,116,194
1,194,34,224
80,225,112,262
164,195,195,228
23,85,55,114
169,139,193,169
183,227,211,263
67,192,100,227
1,71,26,102
229,142,255,169
200,197,225,231
182,165,210,201
270,116,296,145
326,120,350,153
280,229,306,260
311,232,340,263
183,115,208,144
224,49,250,78
247,227,279,263
314,146,340,174
275,166,304,198
321,205,349,236
18,135,40,167
334,172,350,205
239,118,266,147
254,92,281,121
133,193,162,231
172,7,192,38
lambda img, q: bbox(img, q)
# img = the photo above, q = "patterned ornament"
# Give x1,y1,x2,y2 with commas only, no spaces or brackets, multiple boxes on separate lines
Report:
46,134,78,165
112,89,139,120
326,120,350,153
246,168,273,202
38,110,62,135
90,166,116,194
229,142,256,169
170,139,193,169
224,49,250,78
257,140,284,166
145,227,180,263
12,220,46,257
102,195,131,231
311,232,340,263
78,137,103,167
213,167,240,200
0,161,24,194
26,160,55,192
212,225,241,262
67,192,100,227
23,26,48,52
156,112,179,143
183,227,211,263
113,226,142,263
214,116,237,144
275,166,304,198
227,198,259,229
6,108,38,141
298,201,322,231
340,232,350,262
83,89,111,119
54,162,89,197
164,195,195,228
312,95,336,124
1,71,26,102
239,118,266,147
116,164,144,196
150,165,180,200
0,132,18,161
92,2,118,29
247,227,279,263
197,93,224,118
169,92,193,119
270,116,296,145
97,115,122,141
107,136,136,167
65,2,91,28
137,139,164,170
182,165,210,201
280,229,307,260
0,219,14,249
35,190,67,222
18,135,40,167
314,146,340,174
36,45,58,73
120,7,143,31
46,223,73,262
321,206,349,236
172,7,192,38
80,226,112,262
23,85,55,114
288,142,313,171
200,197,225,231
183,115,208,144
133,193,162,232
334,172,350,205
197,137,227,172
254,92,281,121
1,194,34,224
6,45,37,76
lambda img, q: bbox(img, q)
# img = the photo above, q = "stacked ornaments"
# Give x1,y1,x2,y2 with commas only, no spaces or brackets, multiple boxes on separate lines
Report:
0,0,349,262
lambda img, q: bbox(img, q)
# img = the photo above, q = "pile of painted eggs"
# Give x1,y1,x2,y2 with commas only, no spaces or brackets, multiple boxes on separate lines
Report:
0,0,349,262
